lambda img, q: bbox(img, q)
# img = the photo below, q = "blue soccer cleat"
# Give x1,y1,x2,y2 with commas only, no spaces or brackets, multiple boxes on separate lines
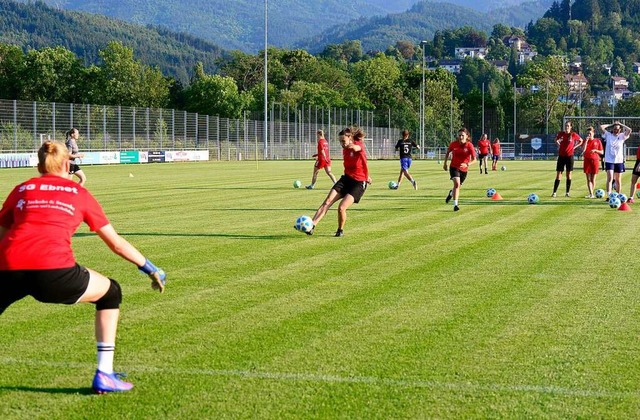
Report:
92,369,134,394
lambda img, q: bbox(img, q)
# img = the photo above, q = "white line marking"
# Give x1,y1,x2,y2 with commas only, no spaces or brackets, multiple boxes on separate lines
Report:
2,357,636,399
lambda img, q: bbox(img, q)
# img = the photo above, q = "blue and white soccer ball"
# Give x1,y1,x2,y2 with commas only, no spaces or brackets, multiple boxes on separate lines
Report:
501,165,506,171
294,215,314,233
486,188,496,198
527,193,539,204
618,193,628,203
609,192,619,200
293,180,302,188
609,197,622,209
595,189,605,199
388,181,398,189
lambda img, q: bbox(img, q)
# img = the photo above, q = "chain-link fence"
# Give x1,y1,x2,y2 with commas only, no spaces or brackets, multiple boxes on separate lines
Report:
0,99,405,161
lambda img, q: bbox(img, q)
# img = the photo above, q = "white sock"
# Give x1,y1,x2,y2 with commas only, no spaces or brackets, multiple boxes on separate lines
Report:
97,342,115,374
453,200,458,206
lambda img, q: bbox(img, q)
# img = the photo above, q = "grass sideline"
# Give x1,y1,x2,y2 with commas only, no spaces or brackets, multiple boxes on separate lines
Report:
1,160,639,418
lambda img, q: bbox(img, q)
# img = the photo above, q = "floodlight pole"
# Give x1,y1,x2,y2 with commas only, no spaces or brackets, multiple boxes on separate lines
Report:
420,41,428,157
264,0,268,159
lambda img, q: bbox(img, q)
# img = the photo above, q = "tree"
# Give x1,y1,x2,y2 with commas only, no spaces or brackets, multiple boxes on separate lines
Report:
0,44,24,100
20,46,85,103
184,70,250,118
351,54,402,109
97,42,170,107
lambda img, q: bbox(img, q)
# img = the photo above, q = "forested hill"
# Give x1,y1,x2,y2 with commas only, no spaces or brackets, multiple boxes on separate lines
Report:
0,0,228,83
298,0,553,53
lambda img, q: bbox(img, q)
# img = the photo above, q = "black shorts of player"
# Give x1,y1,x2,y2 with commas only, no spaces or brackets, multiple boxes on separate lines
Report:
479,153,488,159
0,264,90,315
633,160,640,177
69,163,81,174
333,174,368,203
449,167,468,184
556,155,574,172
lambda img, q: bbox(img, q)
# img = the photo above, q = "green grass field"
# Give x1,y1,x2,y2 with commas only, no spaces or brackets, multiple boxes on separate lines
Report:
1,159,639,418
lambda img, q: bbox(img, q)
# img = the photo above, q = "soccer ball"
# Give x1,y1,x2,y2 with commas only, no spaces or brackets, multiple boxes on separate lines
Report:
618,193,628,203
527,193,539,204
501,165,506,171
486,188,496,198
609,192,619,200
294,215,314,233
595,189,605,198
609,197,622,209
388,181,398,189
293,180,302,188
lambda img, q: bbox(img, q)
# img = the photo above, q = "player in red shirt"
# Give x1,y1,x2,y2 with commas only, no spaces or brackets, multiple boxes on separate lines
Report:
307,127,371,237
0,141,166,394
581,126,604,198
476,133,491,174
628,143,640,204
552,120,583,197
306,130,337,189
443,128,477,211
491,138,501,171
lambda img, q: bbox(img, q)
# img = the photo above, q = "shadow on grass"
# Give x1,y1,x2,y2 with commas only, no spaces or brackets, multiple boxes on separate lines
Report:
0,385,93,395
74,232,289,239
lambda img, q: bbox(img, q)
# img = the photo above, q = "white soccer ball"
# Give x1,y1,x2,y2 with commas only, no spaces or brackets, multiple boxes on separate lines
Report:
486,188,496,198
501,165,506,171
294,215,314,233
618,193,628,203
595,189,605,199
388,181,398,189
609,197,621,209
527,193,539,204
293,180,302,188
609,192,619,201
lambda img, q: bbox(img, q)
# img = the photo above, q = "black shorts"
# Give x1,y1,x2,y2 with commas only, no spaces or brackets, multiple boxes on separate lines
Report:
449,167,468,184
479,153,488,159
633,160,640,177
0,264,90,315
69,163,81,174
333,175,368,203
556,156,574,172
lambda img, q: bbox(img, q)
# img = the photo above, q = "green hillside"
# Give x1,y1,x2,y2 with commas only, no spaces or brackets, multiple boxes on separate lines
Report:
0,0,228,83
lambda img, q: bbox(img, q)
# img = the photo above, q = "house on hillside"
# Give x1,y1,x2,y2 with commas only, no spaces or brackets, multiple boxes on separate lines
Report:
503,35,537,65
437,59,463,74
561,73,589,104
454,47,488,60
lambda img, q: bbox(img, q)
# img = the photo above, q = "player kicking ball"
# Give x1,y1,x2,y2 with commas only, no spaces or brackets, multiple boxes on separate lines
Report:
306,127,371,237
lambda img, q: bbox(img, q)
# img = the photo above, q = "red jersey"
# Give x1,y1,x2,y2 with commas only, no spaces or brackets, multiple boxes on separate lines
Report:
343,140,368,181
0,175,109,270
556,131,582,157
491,142,501,156
477,139,490,155
583,138,603,164
447,141,477,172
317,138,331,163
636,145,640,160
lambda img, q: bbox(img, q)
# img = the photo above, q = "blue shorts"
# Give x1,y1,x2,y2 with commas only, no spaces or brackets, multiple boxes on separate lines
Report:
605,162,625,173
400,158,412,171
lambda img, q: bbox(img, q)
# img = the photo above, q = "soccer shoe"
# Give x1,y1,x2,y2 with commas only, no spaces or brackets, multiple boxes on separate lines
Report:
445,190,453,203
585,195,594,199
92,370,133,394
453,205,460,212
412,180,418,190
484,170,488,174
551,192,557,198
305,185,314,189
305,225,315,236
628,198,635,204
334,229,344,237
565,193,570,197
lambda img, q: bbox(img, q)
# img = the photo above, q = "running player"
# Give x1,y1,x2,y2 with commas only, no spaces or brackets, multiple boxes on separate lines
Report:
393,129,419,189
443,128,477,211
0,141,166,394
477,133,490,174
491,138,501,171
65,128,87,186
306,130,337,189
